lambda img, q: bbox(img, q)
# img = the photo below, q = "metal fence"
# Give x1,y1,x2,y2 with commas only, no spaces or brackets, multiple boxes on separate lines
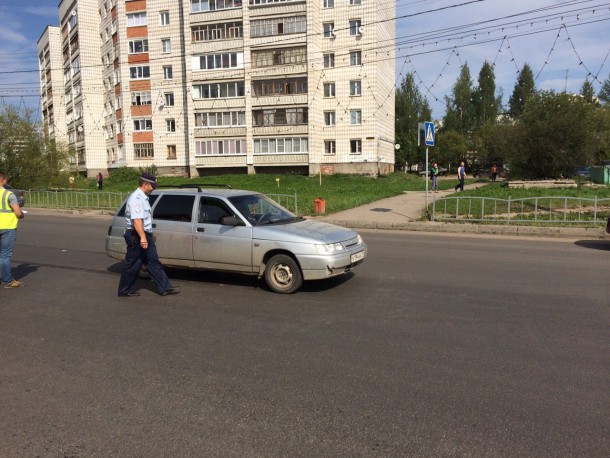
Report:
24,190,299,214
431,195,610,225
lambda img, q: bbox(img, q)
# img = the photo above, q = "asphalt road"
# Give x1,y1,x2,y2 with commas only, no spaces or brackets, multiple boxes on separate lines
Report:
1,213,608,457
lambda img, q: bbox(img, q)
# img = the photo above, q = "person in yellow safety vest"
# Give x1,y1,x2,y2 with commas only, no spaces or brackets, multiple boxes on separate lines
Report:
0,172,26,288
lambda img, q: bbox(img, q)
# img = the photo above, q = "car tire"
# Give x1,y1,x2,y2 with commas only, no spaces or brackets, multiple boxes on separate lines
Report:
264,254,303,294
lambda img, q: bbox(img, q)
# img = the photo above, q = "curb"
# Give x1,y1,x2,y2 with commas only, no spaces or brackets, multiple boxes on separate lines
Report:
319,218,608,239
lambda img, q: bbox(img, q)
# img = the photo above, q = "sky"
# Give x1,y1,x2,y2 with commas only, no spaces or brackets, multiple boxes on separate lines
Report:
0,0,608,121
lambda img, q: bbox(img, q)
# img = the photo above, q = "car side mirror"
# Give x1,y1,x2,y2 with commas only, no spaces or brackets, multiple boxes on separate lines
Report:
220,215,245,226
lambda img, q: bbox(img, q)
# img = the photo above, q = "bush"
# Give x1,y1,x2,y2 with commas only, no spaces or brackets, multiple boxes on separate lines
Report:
110,167,140,184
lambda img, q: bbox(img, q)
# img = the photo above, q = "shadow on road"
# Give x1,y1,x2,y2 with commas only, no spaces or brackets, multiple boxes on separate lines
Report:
574,240,610,251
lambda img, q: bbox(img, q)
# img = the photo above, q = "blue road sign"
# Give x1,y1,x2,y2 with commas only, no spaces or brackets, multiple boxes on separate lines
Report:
425,121,435,147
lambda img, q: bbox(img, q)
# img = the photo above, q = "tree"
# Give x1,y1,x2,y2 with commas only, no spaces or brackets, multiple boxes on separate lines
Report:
442,63,475,136
0,106,69,188
473,61,500,127
394,72,432,169
508,64,536,118
598,73,610,104
505,91,603,178
580,77,595,103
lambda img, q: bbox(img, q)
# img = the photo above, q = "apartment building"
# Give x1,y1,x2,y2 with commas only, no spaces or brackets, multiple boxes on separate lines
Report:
39,0,395,178
38,26,68,146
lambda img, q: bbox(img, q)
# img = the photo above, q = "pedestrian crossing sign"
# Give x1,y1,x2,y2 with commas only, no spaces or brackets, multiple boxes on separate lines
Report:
425,122,435,147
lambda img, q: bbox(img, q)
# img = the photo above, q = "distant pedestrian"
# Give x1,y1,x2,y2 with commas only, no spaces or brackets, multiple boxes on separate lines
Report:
97,172,103,190
69,175,76,189
454,161,467,192
0,172,26,288
490,164,498,182
430,162,439,192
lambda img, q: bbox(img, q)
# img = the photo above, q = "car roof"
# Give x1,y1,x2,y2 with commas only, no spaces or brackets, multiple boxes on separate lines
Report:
151,187,259,199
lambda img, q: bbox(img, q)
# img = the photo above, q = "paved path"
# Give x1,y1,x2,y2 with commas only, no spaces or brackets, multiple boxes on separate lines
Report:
318,183,608,239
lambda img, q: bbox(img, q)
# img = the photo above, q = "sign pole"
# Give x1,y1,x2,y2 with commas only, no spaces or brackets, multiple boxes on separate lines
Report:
425,147,429,209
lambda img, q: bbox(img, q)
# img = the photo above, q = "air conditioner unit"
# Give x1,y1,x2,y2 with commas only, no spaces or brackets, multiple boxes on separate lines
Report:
358,26,364,35
157,101,165,109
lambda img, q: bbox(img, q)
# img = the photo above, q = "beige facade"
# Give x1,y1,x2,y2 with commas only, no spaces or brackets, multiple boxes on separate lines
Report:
39,0,395,178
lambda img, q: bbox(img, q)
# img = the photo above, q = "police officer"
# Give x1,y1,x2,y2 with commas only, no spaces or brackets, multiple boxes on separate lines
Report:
0,172,25,288
117,173,180,297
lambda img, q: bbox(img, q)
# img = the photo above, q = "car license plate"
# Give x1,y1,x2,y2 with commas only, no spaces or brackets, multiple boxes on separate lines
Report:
351,251,364,263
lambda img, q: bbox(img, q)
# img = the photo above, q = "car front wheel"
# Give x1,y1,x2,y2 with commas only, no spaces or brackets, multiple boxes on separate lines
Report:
264,254,303,294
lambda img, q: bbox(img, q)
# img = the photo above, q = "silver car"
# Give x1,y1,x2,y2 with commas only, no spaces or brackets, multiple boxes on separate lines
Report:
105,187,367,293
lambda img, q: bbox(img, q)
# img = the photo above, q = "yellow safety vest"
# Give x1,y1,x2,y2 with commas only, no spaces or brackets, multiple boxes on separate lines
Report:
0,188,18,230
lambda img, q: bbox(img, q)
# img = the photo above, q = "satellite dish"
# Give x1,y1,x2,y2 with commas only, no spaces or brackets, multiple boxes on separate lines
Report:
71,10,77,16
395,144,400,150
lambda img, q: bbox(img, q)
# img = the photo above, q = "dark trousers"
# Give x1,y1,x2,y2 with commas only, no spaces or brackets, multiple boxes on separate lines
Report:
118,231,172,295
455,177,464,191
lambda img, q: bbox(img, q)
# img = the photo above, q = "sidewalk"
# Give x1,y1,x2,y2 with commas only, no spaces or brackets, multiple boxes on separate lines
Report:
318,183,608,239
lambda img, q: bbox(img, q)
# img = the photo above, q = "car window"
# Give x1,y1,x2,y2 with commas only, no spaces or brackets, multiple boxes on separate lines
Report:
198,198,232,224
153,194,195,222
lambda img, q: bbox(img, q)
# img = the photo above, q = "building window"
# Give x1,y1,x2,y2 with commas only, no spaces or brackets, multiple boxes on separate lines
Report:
128,39,149,54
349,19,362,36
324,111,336,126
350,139,362,154
253,137,308,154
350,0,361,4
164,92,175,106
252,108,307,127
166,119,176,132
160,11,170,26
350,51,362,65
251,47,306,68
129,66,150,79
323,53,335,68
350,80,362,96
133,119,153,131
195,139,247,156
324,140,336,154
323,0,334,8
167,144,177,159
251,78,307,96
193,52,243,70
127,12,147,27
323,83,335,98
350,110,362,125
131,92,151,105
323,22,335,38
161,39,171,53
251,16,306,37
195,111,246,127
163,66,173,79
192,22,243,42
134,143,154,158
192,82,246,99
191,0,243,13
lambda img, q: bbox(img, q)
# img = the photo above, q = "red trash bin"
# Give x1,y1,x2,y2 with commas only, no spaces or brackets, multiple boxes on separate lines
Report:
314,198,326,214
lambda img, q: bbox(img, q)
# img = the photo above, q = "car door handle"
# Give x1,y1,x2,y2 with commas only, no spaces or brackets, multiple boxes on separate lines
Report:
197,227,205,233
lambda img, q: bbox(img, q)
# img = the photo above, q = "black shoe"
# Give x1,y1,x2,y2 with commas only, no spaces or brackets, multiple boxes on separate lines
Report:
160,287,180,296
118,291,140,297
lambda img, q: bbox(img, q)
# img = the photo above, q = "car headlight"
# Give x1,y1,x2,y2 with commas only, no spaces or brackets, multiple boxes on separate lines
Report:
357,235,363,245
315,242,345,254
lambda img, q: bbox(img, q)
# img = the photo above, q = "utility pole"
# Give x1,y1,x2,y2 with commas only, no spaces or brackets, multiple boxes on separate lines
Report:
564,69,569,93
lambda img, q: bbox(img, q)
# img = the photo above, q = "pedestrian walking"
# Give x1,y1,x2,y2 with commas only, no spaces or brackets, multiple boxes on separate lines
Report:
430,162,439,192
490,164,498,182
117,173,180,297
454,161,467,192
97,172,104,190
0,172,26,288
69,175,76,189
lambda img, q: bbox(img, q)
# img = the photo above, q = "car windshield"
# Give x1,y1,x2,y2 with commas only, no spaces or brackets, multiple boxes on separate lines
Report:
229,194,299,226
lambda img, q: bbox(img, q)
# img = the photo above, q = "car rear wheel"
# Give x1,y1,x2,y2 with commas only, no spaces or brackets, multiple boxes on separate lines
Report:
264,254,303,294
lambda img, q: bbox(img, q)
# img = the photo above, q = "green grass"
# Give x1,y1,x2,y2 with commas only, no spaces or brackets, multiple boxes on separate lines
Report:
58,173,610,217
